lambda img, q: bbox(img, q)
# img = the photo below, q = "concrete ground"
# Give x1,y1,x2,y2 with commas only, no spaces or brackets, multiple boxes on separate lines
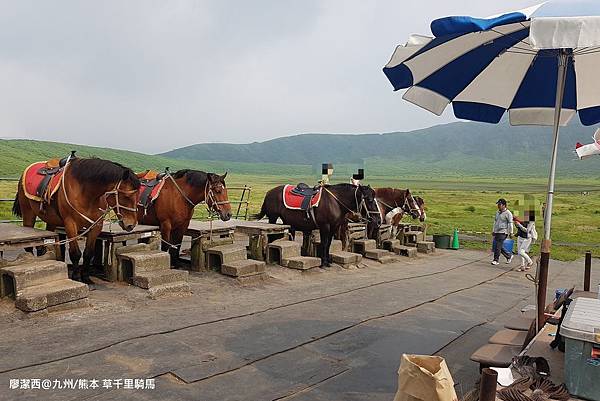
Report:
0,249,596,401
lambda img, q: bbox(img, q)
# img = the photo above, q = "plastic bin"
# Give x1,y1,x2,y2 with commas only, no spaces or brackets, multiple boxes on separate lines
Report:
560,298,600,400
491,238,514,254
432,234,451,249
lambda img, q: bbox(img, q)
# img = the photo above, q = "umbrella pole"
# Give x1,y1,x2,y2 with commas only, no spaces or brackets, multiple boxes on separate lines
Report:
538,50,569,332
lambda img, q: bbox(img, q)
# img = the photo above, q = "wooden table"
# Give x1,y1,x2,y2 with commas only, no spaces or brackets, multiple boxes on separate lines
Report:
0,223,59,257
185,220,236,271
232,220,290,261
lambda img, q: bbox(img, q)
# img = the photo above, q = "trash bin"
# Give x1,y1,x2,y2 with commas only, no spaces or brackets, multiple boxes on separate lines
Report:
560,297,600,401
433,234,451,249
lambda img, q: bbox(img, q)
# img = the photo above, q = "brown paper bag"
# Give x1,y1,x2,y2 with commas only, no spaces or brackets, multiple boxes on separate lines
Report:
393,354,458,401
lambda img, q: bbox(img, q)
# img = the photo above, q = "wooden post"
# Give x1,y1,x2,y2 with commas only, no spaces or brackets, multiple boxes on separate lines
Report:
537,239,551,331
584,251,592,292
479,368,498,401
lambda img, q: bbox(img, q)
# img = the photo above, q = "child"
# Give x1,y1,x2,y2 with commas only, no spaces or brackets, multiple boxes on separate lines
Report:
514,210,537,271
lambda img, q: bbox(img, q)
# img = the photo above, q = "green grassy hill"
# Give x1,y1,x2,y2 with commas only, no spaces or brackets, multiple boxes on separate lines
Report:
161,120,600,178
0,139,312,177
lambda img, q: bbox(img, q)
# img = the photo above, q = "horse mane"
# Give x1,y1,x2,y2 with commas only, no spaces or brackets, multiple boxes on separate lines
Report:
172,169,223,188
70,158,140,188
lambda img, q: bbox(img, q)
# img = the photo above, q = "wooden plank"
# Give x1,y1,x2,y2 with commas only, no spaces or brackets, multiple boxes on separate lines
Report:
0,223,57,243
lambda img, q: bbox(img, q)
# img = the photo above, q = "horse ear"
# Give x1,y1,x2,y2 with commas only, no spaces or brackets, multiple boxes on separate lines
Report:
221,172,228,181
405,188,411,194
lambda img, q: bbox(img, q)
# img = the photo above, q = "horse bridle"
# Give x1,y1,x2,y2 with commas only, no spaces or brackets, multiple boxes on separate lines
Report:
103,180,138,221
167,173,229,216
402,194,421,218
353,186,380,224
204,180,230,216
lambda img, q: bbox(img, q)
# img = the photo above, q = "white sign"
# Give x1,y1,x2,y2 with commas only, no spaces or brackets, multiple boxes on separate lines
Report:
43,239,56,245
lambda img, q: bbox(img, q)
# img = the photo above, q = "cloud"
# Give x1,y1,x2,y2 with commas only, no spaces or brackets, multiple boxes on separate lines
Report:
0,0,536,153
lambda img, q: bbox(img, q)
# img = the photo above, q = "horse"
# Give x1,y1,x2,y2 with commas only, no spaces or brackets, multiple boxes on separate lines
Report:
13,157,141,283
137,169,232,262
372,188,423,238
253,184,381,267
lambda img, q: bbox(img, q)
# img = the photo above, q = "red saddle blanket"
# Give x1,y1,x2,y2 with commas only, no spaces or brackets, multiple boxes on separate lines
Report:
282,185,322,210
137,170,166,207
22,161,64,202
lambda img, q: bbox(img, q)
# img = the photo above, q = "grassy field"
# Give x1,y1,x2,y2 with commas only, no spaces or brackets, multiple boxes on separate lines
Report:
3,172,599,262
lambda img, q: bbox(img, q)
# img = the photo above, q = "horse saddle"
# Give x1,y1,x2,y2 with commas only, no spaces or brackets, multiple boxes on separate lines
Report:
137,170,167,209
287,183,321,211
35,156,73,200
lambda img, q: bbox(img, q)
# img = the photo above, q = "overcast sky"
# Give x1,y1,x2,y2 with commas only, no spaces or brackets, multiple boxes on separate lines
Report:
0,0,537,153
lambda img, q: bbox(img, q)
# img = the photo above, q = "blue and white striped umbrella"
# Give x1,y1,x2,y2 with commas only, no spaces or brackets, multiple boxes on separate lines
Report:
383,0,600,330
384,1,600,127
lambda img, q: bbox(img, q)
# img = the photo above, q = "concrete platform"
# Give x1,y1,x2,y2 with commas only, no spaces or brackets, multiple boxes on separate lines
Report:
393,245,418,258
330,251,362,266
284,256,321,270
352,239,376,255
221,259,266,277
267,240,301,265
206,244,247,270
0,249,596,401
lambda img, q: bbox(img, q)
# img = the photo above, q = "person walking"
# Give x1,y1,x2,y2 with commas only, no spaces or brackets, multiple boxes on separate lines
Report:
514,211,537,271
491,198,514,266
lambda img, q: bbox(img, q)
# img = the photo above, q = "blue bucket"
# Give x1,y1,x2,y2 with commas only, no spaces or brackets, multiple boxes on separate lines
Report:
492,238,514,254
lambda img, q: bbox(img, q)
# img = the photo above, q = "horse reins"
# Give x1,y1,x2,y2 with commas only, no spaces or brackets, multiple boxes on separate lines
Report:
323,186,378,224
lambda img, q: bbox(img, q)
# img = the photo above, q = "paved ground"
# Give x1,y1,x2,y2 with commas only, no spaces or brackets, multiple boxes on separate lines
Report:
0,249,597,401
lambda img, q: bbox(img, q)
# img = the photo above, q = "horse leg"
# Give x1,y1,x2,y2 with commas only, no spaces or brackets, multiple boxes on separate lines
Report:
81,226,102,285
327,230,335,264
21,201,37,255
319,226,331,268
159,220,172,253
64,220,83,282
169,226,185,267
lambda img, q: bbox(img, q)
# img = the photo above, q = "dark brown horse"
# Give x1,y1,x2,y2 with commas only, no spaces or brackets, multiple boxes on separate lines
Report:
253,184,380,267
13,157,141,283
137,169,232,261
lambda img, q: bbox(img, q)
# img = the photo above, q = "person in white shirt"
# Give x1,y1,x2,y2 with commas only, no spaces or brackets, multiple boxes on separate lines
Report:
514,210,537,271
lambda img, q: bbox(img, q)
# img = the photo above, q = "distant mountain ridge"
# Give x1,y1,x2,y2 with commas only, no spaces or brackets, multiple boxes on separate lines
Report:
160,120,600,177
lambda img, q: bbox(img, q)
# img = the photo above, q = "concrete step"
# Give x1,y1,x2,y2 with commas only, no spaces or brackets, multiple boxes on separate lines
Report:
15,279,89,312
117,250,171,275
417,241,436,254
267,240,301,264
283,256,321,270
382,239,401,251
393,245,418,258
206,244,247,269
364,249,398,262
330,251,362,265
378,255,397,264
237,272,268,285
352,239,377,255
148,281,191,299
132,269,189,289
221,260,266,277
313,239,343,254
1,260,68,294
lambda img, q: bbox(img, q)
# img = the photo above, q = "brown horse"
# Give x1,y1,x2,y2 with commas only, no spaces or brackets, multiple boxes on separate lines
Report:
13,157,141,283
253,184,380,267
371,188,423,238
137,169,232,261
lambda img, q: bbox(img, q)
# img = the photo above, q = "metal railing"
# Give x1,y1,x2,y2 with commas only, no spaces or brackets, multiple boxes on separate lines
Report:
0,177,251,223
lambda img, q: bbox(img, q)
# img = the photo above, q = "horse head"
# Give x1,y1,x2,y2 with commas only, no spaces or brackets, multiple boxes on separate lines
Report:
71,158,141,232
207,172,232,221
403,189,421,220
358,185,381,227
414,196,426,222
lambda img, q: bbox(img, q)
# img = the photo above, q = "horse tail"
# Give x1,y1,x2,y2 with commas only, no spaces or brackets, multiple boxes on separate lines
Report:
12,182,22,217
250,203,266,221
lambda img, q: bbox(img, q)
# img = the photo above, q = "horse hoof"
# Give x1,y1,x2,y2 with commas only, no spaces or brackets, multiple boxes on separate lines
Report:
82,276,95,285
